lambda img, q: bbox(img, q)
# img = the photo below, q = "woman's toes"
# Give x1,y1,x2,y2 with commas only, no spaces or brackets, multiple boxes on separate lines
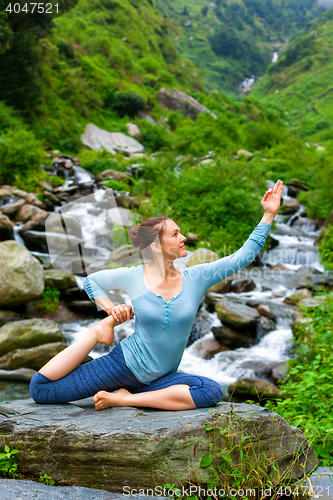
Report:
93,390,107,403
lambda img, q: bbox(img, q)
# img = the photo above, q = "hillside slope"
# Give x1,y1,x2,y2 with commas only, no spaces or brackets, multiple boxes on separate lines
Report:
154,0,326,93
252,9,333,147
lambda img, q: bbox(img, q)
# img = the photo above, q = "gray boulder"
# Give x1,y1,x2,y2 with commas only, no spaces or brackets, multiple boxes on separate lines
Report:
210,295,260,334
0,399,318,490
0,210,14,241
212,325,253,349
158,87,217,121
0,240,44,307
229,377,285,401
0,342,68,370
0,319,63,356
0,367,37,382
44,269,77,290
271,361,289,385
81,123,145,155
0,309,21,326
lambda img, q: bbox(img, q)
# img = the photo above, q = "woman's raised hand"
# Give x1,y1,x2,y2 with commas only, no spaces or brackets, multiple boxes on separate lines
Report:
261,180,284,215
107,304,134,325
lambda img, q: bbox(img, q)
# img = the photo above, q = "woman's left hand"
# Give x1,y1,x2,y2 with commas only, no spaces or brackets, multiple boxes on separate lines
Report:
261,180,284,214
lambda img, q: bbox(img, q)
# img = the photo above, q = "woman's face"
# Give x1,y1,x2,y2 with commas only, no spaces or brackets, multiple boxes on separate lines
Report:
159,219,187,261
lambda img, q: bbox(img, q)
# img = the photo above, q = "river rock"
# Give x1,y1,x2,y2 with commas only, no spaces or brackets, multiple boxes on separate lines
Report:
0,319,63,356
44,269,77,290
284,288,313,305
19,211,50,235
186,248,219,266
0,198,25,217
230,277,255,293
291,317,314,339
245,299,298,321
22,230,82,254
67,300,109,317
108,245,141,265
0,210,14,241
192,336,229,359
107,207,140,227
285,179,309,197
0,399,317,490
229,377,284,401
271,362,289,385
0,342,68,370
257,304,273,318
115,194,141,209
298,295,327,310
81,123,145,155
208,276,233,294
280,198,300,215
45,214,83,239
270,263,291,271
95,169,132,183
212,325,252,349
0,240,44,307
0,367,37,382
14,204,48,223
157,87,217,120
0,310,21,326
208,295,260,334
237,149,253,160
25,301,88,322
257,315,277,337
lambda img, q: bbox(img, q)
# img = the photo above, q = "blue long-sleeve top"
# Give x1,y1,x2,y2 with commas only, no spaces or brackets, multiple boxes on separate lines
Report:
83,222,271,384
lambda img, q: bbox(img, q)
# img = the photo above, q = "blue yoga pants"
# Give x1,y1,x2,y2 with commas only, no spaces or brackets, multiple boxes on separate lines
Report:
29,342,223,408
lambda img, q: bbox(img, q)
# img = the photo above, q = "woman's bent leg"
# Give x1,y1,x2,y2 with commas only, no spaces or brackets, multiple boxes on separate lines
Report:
93,372,223,410
133,373,223,408
29,343,145,404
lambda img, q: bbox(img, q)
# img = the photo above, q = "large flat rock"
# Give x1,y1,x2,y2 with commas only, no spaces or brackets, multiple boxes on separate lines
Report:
0,398,317,492
0,479,166,499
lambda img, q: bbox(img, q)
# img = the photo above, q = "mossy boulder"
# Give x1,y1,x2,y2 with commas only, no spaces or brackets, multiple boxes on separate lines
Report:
0,342,68,370
0,319,63,356
0,240,44,307
44,270,77,290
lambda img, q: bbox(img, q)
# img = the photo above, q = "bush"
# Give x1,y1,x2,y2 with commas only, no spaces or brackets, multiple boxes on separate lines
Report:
318,225,333,271
0,127,46,191
36,286,61,314
265,291,333,465
82,158,119,175
108,91,145,117
104,179,130,192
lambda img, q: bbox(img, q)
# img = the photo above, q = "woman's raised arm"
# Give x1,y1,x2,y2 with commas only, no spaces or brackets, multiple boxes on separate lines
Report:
187,180,283,293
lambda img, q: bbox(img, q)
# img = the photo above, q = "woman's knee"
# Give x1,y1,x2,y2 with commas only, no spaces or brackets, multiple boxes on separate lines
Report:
29,372,52,404
189,377,223,408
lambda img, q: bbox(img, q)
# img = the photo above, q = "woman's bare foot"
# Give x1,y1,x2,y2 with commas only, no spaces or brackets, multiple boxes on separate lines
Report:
93,388,131,410
93,315,117,346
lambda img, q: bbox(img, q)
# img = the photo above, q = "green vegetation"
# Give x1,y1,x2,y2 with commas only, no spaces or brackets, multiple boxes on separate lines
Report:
265,291,333,465
39,473,55,486
36,286,61,314
155,0,325,92
0,445,21,478
162,408,316,497
318,226,333,271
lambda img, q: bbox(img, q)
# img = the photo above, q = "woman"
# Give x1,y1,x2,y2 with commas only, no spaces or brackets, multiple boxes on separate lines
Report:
30,180,283,411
